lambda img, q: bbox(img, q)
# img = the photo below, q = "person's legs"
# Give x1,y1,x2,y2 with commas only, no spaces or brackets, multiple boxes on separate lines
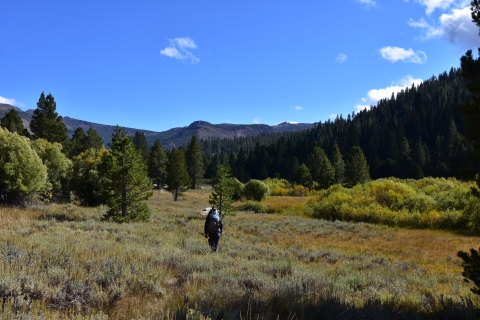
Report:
212,235,220,252
209,234,220,252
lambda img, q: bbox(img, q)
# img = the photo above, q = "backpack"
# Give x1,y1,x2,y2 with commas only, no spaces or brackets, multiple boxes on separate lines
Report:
208,218,220,233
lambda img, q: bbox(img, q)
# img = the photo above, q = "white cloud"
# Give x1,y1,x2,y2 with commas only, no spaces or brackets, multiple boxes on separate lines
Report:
412,0,456,15
173,37,197,49
408,18,443,39
253,117,260,124
357,0,376,7
0,95,20,107
408,5,478,49
440,7,479,48
335,53,347,63
365,75,423,105
160,47,183,59
294,106,303,111
361,98,367,102
355,105,372,113
160,37,200,63
379,46,427,63
329,114,337,119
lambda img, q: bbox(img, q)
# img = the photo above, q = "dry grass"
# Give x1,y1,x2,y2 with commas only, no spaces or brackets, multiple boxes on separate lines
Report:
261,196,313,215
0,188,479,319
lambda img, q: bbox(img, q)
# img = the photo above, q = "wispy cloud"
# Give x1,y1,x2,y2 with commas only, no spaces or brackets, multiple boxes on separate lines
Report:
379,46,427,63
160,37,200,63
408,18,443,39
294,106,303,111
253,117,260,124
335,53,347,63
329,114,337,119
355,75,423,112
0,95,22,107
408,0,457,15
357,0,376,8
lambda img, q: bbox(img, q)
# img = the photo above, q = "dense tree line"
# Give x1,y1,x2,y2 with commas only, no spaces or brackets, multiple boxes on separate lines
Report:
201,68,476,185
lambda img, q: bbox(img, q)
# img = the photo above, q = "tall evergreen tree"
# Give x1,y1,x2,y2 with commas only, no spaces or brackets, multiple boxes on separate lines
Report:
344,146,370,187
307,146,335,189
331,144,345,185
69,127,88,158
100,126,152,222
30,92,68,145
296,163,312,187
165,148,190,201
0,109,25,135
133,131,150,164
186,136,204,189
205,154,220,179
148,140,167,189
86,127,104,150
209,164,236,217
285,156,299,182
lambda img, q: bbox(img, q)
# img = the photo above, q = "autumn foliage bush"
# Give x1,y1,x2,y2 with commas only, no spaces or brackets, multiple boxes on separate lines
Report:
304,177,476,232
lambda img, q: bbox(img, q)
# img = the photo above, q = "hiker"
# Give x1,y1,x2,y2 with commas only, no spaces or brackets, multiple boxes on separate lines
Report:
204,205,223,252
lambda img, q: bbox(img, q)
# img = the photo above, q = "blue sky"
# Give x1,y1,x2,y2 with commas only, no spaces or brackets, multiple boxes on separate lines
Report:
1,0,478,132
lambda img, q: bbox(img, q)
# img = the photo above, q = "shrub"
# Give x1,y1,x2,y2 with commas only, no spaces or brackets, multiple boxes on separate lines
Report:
231,178,244,201
263,178,290,196
71,147,109,207
31,138,71,200
244,180,270,201
288,185,309,197
241,201,265,213
0,128,48,203
304,177,479,233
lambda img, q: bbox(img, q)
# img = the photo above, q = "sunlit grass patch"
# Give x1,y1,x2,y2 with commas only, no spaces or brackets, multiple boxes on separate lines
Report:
261,196,313,215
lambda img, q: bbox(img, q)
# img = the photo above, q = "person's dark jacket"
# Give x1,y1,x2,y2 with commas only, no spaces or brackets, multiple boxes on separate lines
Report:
204,209,223,237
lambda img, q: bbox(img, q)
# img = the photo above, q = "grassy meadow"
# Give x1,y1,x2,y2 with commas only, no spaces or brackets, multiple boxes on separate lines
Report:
1,185,480,319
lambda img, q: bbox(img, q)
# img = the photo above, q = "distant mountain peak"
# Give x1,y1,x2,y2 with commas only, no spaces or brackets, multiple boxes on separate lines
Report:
188,120,212,128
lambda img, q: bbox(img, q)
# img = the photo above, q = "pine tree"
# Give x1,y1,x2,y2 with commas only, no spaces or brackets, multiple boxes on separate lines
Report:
331,144,345,185
69,127,88,158
296,163,312,187
133,131,150,164
209,164,235,217
344,146,370,187
86,127,104,150
1,109,25,135
186,136,204,189
100,126,152,222
307,146,335,189
148,140,167,189
30,92,68,145
165,148,190,201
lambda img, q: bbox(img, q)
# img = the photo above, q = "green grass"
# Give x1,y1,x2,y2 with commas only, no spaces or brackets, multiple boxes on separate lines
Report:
0,186,480,319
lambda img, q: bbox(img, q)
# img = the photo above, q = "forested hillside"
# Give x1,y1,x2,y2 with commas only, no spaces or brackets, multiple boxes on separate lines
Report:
202,68,475,182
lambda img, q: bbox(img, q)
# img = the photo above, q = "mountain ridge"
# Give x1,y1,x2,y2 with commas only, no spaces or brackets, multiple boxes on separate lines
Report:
0,104,315,148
